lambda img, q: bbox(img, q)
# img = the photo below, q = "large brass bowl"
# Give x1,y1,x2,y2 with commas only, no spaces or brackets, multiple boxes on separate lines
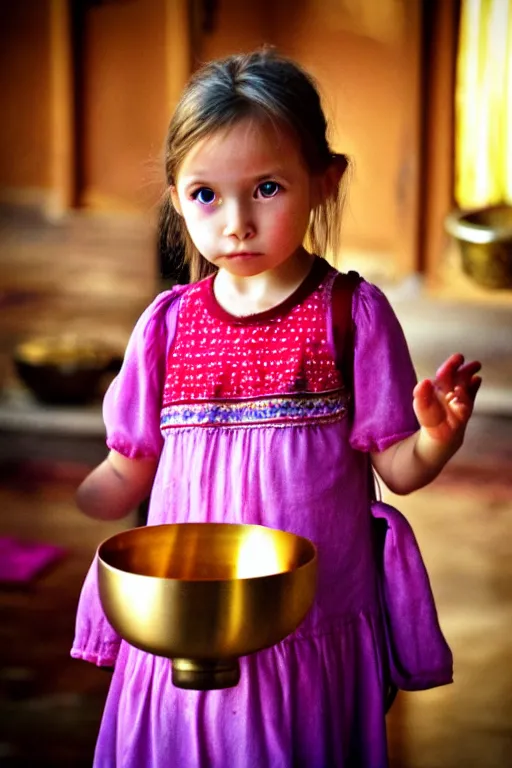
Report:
97,523,317,690
445,204,512,289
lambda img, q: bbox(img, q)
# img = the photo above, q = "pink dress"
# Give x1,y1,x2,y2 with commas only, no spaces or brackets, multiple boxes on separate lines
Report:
72,258,452,767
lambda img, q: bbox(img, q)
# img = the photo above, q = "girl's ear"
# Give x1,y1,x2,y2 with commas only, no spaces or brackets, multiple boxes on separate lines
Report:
318,154,349,203
169,186,183,216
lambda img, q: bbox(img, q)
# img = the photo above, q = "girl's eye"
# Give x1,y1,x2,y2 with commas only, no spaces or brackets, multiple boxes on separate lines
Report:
257,181,281,199
191,187,216,205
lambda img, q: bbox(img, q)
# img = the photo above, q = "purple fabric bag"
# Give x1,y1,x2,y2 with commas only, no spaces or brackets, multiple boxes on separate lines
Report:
370,500,453,691
334,272,453,693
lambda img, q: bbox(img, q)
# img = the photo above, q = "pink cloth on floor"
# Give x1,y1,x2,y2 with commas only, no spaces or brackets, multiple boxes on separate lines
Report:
0,536,66,583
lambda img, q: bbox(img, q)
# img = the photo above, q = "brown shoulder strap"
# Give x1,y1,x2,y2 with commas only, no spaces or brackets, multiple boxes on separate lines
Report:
333,270,379,502
331,270,361,388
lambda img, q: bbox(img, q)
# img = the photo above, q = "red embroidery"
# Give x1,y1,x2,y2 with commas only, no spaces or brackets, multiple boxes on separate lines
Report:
163,265,342,405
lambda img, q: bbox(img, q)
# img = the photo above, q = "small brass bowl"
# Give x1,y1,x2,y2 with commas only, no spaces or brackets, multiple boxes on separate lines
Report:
445,204,512,289
13,335,122,405
97,523,317,690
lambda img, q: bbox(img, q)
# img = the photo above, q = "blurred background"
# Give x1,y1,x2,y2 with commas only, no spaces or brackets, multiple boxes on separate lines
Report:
0,0,511,766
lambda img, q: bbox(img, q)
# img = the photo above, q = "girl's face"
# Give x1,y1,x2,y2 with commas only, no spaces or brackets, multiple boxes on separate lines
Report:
171,118,316,277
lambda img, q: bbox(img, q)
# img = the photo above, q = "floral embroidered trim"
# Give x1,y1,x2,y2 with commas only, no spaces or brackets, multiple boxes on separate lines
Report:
161,390,349,430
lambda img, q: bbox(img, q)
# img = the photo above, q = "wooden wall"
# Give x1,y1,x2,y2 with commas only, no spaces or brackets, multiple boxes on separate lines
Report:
0,0,54,207
0,0,443,282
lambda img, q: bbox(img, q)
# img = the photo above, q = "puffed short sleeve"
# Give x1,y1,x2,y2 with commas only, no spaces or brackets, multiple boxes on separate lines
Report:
103,287,184,459
349,280,419,453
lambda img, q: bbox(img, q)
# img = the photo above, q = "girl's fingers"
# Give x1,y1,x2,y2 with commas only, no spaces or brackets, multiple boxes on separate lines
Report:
444,385,474,424
435,356,482,395
468,375,482,401
459,361,482,375
434,355,464,395
447,385,470,409
455,361,482,382
448,375,481,409
413,378,434,403
435,353,465,386
454,362,482,393
414,366,482,432
413,379,445,428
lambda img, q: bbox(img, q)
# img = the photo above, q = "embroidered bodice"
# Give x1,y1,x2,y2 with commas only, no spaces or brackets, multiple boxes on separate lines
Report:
161,259,348,430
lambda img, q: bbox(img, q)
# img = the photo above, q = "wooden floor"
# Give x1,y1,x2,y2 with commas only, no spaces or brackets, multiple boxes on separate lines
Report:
0,461,134,768
1,207,512,766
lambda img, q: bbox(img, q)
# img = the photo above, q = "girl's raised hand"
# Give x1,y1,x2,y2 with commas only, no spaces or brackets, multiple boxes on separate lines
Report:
412,353,482,446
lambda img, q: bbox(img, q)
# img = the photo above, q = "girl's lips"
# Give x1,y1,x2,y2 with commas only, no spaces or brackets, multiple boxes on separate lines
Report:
226,252,262,259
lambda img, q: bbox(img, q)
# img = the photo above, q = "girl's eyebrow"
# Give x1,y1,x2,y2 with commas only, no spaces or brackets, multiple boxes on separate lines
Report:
254,171,290,182
181,175,212,187
182,169,290,186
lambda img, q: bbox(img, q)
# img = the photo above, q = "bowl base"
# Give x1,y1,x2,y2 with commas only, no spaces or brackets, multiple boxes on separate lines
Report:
172,658,240,690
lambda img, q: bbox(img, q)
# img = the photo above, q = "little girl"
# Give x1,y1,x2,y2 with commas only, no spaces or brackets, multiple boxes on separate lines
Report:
72,50,481,767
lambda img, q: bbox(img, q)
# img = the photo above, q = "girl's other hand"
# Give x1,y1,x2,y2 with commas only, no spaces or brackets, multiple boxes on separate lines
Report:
413,353,482,446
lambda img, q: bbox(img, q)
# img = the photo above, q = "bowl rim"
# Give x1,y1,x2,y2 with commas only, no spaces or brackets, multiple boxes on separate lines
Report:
97,522,318,584
445,204,512,244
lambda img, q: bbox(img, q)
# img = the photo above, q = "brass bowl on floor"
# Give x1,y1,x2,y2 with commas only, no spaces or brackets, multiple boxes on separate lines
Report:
445,204,512,289
97,523,317,690
13,335,122,405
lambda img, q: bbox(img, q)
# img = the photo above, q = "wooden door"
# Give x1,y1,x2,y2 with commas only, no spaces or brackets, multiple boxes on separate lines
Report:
71,0,190,213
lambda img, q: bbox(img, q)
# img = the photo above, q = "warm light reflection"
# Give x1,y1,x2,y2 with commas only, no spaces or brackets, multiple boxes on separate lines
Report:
115,575,161,628
235,528,286,579
455,0,512,207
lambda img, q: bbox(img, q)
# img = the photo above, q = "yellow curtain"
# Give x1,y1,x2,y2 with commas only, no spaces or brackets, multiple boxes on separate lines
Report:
455,0,512,208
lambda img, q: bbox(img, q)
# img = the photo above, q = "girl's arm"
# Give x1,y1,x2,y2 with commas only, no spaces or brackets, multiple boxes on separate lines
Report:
76,450,159,520
371,353,482,495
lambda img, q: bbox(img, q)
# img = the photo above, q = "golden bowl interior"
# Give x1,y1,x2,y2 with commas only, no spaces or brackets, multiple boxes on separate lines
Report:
97,523,317,688
99,521,314,580
445,204,512,244
14,335,113,368
462,205,512,235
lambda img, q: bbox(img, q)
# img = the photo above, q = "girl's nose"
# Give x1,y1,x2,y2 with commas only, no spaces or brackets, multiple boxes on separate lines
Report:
223,201,255,240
